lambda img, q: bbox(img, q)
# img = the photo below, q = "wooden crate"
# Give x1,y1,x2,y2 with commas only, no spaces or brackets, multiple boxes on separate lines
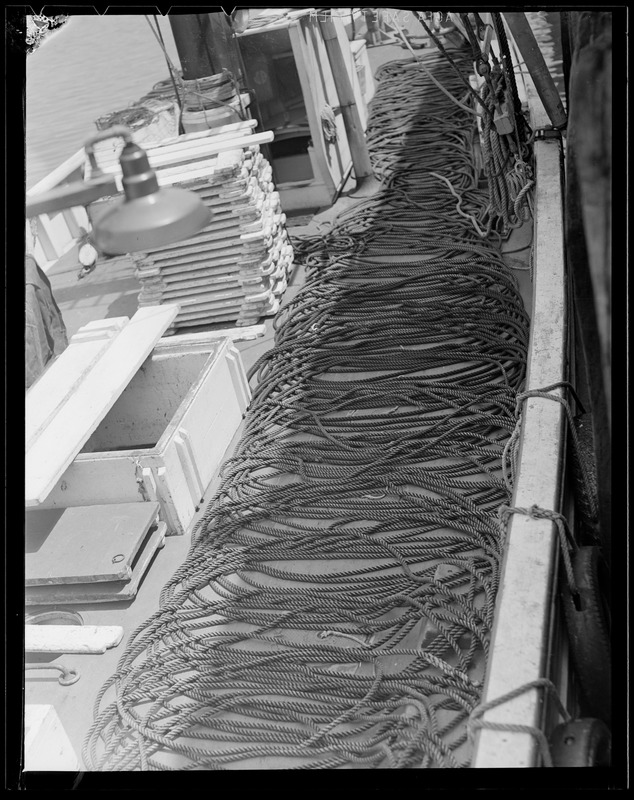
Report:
37,337,250,535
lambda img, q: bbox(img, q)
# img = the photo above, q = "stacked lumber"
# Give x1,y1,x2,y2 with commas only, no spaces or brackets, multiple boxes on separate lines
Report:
87,120,294,330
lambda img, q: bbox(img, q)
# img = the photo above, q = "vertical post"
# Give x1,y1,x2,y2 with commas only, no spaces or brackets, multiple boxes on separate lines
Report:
168,14,217,79
317,11,379,196
207,13,245,83
503,12,567,129
169,13,244,82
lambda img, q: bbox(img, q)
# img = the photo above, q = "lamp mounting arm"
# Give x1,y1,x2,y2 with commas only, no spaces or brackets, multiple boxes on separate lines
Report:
84,125,136,177
26,126,136,219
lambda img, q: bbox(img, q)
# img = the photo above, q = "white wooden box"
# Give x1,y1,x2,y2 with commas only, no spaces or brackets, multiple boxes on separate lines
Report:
37,337,250,535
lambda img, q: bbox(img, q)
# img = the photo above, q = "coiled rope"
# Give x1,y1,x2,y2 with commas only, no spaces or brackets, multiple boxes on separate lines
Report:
83,47,529,771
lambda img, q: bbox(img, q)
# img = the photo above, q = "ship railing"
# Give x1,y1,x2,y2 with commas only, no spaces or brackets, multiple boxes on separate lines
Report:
26,148,91,273
470,15,571,769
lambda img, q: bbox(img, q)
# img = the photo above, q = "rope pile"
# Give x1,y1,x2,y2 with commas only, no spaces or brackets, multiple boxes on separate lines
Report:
83,48,529,770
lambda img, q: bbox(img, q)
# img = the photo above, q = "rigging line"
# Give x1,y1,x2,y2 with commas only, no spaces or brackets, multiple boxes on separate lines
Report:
386,11,481,119
415,12,494,121
144,15,181,82
145,15,185,134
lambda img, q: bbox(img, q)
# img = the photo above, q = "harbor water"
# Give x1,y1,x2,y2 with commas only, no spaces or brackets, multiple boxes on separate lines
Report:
25,14,179,190
25,11,564,192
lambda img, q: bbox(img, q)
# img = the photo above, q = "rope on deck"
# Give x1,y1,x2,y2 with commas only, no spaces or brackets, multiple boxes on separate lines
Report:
83,48,530,771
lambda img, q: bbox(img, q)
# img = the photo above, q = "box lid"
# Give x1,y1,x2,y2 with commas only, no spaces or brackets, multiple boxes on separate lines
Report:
25,304,179,506
25,501,161,585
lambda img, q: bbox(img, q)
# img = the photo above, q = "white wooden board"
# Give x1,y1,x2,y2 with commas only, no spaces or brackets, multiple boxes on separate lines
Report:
25,625,124,654
26,317,128,447
25,305,179,506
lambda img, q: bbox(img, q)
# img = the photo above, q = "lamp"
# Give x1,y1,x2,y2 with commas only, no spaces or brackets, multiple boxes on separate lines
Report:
26,125,212,256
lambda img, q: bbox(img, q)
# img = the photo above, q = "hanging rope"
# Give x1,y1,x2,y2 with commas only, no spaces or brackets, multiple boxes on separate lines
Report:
414,12,535,235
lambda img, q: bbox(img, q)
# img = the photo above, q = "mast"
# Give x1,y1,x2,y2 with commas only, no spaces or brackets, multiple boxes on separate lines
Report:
168,13,243,82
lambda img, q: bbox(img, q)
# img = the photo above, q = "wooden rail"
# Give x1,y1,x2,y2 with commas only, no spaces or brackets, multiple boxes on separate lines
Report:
471,21,569,769
26,148,90,271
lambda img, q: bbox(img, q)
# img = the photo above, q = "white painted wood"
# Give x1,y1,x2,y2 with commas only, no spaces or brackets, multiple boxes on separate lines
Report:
26,148,85,197
225,346,252,413
26,318,128,447
141,466,180,535
350,38,375,110
156,118,258,147
89,127,257,172
91,133,275,177
154,463,187,531
25,305,179,506
159,272,241,291
36,342,248,536
25,625,124,654
288,20,337,202
471,133,567,765
175,429,205,504
83,350,211,451
235,8,311,36
153,325,266,349
24,705,80,771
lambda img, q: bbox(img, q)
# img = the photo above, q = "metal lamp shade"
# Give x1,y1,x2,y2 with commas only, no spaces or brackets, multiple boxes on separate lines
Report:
91,140,212,256
92,188,211,255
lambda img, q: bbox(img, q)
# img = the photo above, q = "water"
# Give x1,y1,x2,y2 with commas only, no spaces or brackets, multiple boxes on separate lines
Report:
26,14,180,190
25,11,565,191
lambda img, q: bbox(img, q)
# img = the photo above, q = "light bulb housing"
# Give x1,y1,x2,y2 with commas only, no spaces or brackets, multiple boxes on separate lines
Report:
91,141,211,256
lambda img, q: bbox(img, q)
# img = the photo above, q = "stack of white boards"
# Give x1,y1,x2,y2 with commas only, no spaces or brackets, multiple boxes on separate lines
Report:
87,120,294,330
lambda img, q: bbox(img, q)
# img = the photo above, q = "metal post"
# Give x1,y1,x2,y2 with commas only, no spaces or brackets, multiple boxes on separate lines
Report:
207,13,244,83
503,12,567,129
168,14,217,79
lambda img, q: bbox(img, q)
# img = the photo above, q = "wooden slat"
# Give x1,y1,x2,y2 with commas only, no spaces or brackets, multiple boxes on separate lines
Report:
26,148,86,197
156,118,258,146
26,318,128,447
89,122,257,172
92,132,275,177
25,305,179,506
25,625,124,654
154,325,265,348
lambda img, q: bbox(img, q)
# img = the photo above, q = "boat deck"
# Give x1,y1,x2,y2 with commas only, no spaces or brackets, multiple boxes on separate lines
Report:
25,38,535,773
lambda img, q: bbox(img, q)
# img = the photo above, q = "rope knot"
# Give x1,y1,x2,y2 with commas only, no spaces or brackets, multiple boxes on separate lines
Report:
468,678,571,767
497,504,579,596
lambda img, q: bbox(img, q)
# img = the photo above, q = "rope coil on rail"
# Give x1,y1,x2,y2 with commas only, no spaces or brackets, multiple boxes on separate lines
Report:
83,46,530,770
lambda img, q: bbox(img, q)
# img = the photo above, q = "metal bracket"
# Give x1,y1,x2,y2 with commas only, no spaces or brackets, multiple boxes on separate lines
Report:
534,127,562,141
25,663,80,686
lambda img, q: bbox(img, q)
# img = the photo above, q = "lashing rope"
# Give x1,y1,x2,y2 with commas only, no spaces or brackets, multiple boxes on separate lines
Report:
83,48,530,770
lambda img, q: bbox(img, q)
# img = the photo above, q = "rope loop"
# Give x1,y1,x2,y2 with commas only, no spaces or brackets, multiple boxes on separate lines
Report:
498,504,579,597
468,677,571,767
